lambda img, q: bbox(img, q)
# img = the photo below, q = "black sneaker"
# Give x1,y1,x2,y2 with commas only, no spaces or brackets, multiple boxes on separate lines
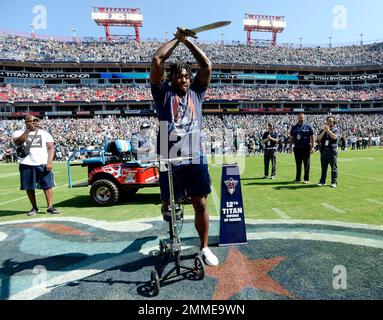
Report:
47,207,60,214
27,207,39,216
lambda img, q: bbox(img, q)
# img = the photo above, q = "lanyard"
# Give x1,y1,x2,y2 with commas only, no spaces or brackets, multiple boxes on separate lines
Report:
172,92,196,123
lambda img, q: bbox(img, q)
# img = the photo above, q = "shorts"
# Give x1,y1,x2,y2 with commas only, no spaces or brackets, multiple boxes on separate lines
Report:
159,157,211,202
19,164,55,190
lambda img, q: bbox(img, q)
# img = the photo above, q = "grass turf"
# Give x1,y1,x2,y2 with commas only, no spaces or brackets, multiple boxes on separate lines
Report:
0,148,382,225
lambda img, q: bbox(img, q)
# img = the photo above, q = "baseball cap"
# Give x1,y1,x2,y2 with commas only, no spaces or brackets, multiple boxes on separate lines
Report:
140,123,150,130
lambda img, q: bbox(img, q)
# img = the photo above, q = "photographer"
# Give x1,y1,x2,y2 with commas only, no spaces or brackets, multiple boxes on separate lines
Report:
12,115,60,216
317,116,340,188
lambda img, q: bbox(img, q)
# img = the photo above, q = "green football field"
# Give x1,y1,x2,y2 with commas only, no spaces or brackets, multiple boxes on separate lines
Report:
0,148,382,225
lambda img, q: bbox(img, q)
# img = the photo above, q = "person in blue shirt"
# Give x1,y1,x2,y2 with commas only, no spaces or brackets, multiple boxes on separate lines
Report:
261,123,278,179
289,113,315,184
131,122,155,161
150,29,218,267
317,116,340,188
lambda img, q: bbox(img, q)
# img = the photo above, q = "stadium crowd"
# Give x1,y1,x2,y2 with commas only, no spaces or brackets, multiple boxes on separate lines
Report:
1,84,383,102
1,34,383,66
1,114,382,162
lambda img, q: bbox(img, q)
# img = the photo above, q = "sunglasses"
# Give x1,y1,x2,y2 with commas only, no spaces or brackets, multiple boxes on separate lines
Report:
27,119,39,123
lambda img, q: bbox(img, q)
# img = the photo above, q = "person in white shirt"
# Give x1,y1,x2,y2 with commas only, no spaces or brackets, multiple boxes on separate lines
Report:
12,115,60,216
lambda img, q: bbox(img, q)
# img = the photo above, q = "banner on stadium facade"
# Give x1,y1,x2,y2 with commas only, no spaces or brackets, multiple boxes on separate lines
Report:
45,111,73,116
0,71,92,79
219,164,247,246
11,112,40,117
95,110,121,115
211,72,299,81
76,111,91,116
300,74,378,81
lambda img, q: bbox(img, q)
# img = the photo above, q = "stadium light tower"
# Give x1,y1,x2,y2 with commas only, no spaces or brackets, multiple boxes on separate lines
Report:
71,27,77,42
30,23,36,39
243,13,286,47
91,6,143,42
360,33,364,45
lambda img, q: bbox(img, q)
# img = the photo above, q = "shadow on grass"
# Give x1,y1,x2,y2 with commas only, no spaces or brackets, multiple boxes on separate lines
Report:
55,193,162,208
0,210,28,218
245,181,294,186
274,184,319,190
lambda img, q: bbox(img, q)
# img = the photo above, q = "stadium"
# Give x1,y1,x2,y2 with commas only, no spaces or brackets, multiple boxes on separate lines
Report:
0,3,382,304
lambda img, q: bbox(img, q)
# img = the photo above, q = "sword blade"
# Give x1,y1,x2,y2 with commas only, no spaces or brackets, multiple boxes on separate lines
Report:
190,21,231,34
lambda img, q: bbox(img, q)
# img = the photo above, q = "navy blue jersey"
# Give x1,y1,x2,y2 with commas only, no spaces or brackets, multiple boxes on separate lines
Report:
151,80,207,160
262,130,278,150
318,127,340,151
290,123,314,149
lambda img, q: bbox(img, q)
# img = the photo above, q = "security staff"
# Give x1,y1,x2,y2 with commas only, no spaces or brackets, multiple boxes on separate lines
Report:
262,123,278,179
131,122,155,161
317,116,340,188
289,113,315,184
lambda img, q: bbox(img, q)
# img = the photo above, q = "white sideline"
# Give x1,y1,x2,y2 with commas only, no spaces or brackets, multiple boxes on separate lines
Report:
366,199,383,205
321,203,346,214
272,208,290,219
247,231,383,249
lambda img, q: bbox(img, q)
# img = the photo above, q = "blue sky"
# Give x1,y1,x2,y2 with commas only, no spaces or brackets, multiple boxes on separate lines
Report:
0,0,382,45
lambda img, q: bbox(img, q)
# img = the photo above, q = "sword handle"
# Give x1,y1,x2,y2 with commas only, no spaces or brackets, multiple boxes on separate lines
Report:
177,27,198,39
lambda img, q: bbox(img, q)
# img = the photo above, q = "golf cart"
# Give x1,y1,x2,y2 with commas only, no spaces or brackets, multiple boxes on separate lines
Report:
67,139,160,206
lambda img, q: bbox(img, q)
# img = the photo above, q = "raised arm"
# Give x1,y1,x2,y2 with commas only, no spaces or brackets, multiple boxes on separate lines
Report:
181,38,212,87
150,38,180,85
13,129,31,146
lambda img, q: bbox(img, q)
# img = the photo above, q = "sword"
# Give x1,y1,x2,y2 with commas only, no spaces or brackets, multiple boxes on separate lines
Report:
177,21,231,39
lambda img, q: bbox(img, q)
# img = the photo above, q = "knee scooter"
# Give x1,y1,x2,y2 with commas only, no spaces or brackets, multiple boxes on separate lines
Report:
149,157,205,296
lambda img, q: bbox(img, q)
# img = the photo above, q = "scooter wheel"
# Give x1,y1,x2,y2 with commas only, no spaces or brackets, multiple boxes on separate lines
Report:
194,256,205,280
150,270,160,296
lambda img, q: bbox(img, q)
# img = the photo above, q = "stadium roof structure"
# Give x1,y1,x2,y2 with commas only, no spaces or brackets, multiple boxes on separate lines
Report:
243,13,286,47
91,6,143,42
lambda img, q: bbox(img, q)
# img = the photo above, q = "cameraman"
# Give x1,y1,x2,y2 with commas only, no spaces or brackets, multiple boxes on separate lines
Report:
12,115,60,216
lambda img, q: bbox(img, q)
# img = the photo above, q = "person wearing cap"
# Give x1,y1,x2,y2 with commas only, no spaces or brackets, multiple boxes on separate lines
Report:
131,122,155,161
261,123,278,179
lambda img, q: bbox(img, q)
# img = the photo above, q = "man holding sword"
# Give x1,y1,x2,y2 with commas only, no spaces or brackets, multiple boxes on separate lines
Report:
150,27,219,266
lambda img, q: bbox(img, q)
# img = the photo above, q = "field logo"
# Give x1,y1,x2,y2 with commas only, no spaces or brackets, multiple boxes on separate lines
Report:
333,5,347,30
332,265,347,290
32,5,47,31
224,178,238,195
